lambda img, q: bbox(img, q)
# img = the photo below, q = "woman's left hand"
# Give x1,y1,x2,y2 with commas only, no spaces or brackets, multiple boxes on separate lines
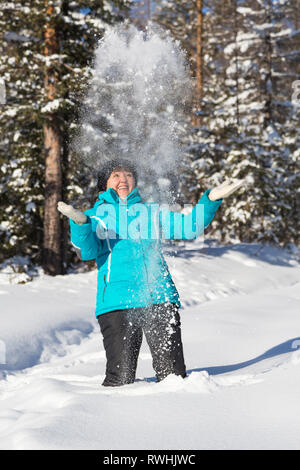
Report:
208,179,245,201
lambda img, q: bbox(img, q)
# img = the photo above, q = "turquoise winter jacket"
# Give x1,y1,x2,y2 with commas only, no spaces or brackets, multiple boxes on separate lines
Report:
69,187,222,317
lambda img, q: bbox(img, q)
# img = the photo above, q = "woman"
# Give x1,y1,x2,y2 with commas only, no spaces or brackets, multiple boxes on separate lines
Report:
58,159,243,387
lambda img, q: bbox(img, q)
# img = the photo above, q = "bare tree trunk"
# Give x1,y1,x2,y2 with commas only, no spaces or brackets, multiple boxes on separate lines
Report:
294,0,299,30
147,0,151,20
233,0,240,130
193,0,203,127
264,0,273,128
43,2,63,275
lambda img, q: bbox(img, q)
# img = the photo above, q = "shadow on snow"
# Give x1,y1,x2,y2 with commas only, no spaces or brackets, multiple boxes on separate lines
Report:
141,336,300,383
164,240,300,268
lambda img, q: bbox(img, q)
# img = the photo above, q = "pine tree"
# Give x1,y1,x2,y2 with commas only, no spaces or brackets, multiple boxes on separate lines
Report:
154,0,300,246
220,0,300,245
0,0,131,272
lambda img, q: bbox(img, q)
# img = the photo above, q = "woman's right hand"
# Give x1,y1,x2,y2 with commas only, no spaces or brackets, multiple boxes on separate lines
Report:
57,201,87,225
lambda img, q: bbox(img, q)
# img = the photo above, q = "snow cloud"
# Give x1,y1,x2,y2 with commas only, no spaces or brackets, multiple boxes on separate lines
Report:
74,22,193,196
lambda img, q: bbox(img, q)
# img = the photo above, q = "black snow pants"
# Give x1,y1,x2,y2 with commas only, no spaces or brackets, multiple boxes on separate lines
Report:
97,302,186,387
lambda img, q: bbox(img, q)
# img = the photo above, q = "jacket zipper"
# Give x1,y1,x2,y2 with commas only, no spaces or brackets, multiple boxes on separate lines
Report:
139,235,154,305
90,215,112,303
103,274,107,302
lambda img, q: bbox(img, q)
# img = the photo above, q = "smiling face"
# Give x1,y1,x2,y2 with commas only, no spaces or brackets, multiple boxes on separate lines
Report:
106,167,136,200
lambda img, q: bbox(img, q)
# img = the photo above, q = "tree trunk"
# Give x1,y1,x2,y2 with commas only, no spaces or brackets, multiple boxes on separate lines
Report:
193,0,203,127
42,2,63,275
264,0,273,128
233,0,240,130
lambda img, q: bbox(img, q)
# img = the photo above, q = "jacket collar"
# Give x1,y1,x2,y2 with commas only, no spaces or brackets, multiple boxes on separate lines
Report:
97,187,142,206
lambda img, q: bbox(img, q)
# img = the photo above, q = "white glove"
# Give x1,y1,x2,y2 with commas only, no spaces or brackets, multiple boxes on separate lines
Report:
208,179,245,201
57,201,87,225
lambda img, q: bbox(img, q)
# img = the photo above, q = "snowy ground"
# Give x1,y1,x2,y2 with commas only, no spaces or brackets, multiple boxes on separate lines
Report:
0,240,299,450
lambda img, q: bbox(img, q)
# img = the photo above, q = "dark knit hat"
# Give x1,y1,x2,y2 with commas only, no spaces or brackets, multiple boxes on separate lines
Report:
97,158,138,192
